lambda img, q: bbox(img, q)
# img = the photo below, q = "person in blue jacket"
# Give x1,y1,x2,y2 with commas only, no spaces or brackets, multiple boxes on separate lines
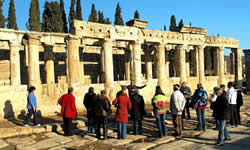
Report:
24,86,40,126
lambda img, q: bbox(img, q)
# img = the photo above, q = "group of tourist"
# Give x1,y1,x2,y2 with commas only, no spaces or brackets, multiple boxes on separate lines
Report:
23,79,244,146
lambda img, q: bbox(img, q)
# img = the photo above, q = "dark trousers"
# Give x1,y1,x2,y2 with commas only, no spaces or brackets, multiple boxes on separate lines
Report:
172,114,183,135
96,116,107,139
24,109,38,125
182,99,191,119
63,117,73,136
133,120,142,135
236,106,241,125
229,104,239,126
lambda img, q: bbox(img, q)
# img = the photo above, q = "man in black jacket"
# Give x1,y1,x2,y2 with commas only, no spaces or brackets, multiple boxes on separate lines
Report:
180,82,192,119
234,84,243,125
84,87,97,133
214,88,231,146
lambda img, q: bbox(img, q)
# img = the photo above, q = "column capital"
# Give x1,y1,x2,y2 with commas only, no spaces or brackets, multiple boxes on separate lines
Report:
218,46,224,51
175,44,185,49
27,34,41,45
196,45,206,49
9,42,21,48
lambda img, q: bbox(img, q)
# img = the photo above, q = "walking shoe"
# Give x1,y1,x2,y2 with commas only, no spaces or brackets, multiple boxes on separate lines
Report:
216,143,224,146
231,126,236,128
34,124,41,127
224,138,232,141
23,124,29,127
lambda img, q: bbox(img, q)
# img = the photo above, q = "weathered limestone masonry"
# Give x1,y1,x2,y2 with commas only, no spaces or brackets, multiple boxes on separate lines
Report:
0,19,242,119
244,50,250,93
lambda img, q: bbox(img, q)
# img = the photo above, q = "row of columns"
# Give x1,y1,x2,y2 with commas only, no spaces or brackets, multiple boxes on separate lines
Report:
8,36,243,93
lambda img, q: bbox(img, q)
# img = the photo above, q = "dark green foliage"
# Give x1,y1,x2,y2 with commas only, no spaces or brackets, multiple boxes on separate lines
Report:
7,0,18,30
0,0,5,28
41,1,64,33
164,25,166,31
28,0,40,31
189,22,192,26
169,15,176,31
134,10,139,19
60,0,68,33
69,0,76,33
98,11,104,23
88,3,97,22
76,0,82,20
114,2,124,25
178,19,184,29
104,17,111,24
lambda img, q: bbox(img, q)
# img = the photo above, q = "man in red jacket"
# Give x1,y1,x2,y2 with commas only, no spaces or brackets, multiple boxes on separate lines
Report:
58,88,77,136
112,87,132,139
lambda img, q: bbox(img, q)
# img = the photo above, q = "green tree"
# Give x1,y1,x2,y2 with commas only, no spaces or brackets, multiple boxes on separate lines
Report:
28,0,40,31
98,11,104,23
134,10,139,19
114,2,124,25
0,0,5,28
189,22,192,26
60,0,68,33
69,0,76,33
169,15,176,31
7,0,18,30
164,25,166,31
76,0,82,20
178,19,184,29
42,1,63,33
104,17,111,24
88,3,97,22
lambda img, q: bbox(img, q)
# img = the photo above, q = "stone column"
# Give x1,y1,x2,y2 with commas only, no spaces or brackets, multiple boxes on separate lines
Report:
191,49,199,76
67,36,80,87
235,48,243,87
43,43,55,84
99,48,105,83
176,45,186,83
27,34,41,86
103,39,114,99
213,48,219,76
165,51,170,78
224,61,227,74
124,49,131,80
218,47,225,85
186,47,190,78
197,45,205,84
144,48,153,80
132,41,142,86
243,50,250,91
155,43,166,89
9,42,21,86
230,52,235,75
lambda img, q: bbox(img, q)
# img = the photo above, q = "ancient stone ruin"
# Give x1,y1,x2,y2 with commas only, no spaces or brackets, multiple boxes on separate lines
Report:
0,19,242,119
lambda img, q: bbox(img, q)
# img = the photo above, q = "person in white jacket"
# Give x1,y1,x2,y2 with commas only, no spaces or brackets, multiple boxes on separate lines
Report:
227,82,239,127
170,84,186,136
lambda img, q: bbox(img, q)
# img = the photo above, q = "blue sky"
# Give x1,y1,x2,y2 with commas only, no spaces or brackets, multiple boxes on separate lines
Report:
2,0,250,51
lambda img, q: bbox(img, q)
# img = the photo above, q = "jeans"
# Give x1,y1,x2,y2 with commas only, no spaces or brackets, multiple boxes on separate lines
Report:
217,120,231,144
96,116,107,139
24,109,38,125
156,114,167,137
196,108,206,130
63,117,73,136
87,119,95,133
133,120,142,135
117,122,127,139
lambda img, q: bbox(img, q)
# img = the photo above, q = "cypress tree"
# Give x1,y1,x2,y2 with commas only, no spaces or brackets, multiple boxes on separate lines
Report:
76,0,82,20
60,0,68,33
88,4,97,22
178,19,184,29
189,22,192,26
42,1,63,33
134,10,139,19
104,17,111,24
28,0,40,31
169,15,176,31
98,11,104,23
7,0,18,30
0,0,5,28
69,0,76,34
164,25,166,31
114,2,124,25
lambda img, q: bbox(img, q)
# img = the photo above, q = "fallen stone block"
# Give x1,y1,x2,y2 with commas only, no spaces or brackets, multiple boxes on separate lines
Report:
17,127,33,136
98,138,133,146
76,120,86,128
20,139,59,150
65,139,89,147
32,127,46,134
6,137,36,146
0,127,19,138
153,136,175,145
126,143,157,150
0,139,8,148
